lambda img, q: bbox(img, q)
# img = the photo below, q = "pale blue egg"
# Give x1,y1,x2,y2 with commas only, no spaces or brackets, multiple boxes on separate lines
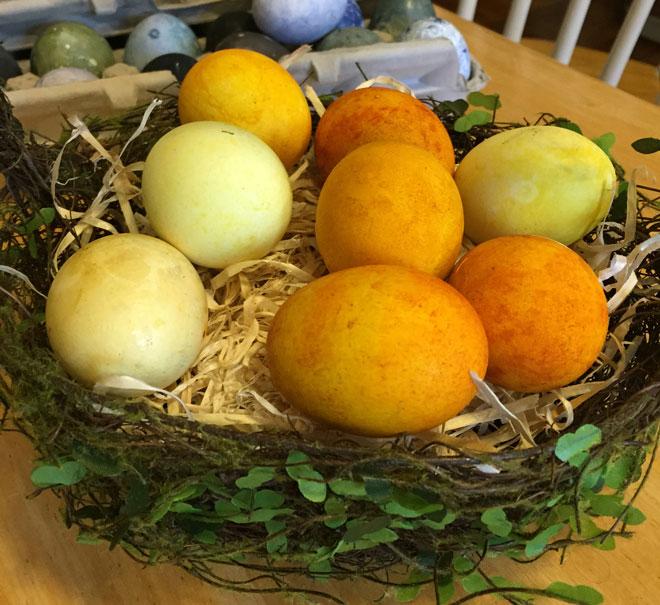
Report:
252,0,348,46
402,18,472,80
124,13,201,71
337,0,364,29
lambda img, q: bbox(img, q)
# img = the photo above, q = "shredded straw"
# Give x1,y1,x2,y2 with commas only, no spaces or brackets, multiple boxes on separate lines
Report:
46,98,658,453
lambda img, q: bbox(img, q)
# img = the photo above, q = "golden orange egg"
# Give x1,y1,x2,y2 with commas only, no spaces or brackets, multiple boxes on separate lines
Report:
314,87,455,180
178,49,311,169
267,265,488,437
449,235,609,392
315,141,464,278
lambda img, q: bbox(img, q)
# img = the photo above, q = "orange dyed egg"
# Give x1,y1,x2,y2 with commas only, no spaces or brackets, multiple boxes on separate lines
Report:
449,236,609,392
178,49,311,169
315,141,464,278
267,265,488,437
314,87,455,180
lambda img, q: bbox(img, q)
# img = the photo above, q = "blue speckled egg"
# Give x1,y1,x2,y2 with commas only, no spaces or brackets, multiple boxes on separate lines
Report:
337,0,364,29
123,13,201,71
37,67,98,87
402,18,472,80
252,0,348,45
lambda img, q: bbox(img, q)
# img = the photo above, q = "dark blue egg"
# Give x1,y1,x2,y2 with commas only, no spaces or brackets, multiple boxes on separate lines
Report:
142,53,197,82
0,44,22,81
214,31,289,61
337,0,364,29
205,11,258,52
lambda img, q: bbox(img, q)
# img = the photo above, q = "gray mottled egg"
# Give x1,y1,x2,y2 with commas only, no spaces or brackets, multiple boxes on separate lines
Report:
317,27,381,51
215,31,289,60
36,67,98,87
123,13,201,71
370,0,435,38
402,18,472,80
205,11,258,52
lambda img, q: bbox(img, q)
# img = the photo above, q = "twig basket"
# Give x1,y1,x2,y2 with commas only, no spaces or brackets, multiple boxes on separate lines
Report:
0,90,658,604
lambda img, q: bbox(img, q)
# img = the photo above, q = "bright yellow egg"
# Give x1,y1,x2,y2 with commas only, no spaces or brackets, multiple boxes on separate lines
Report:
178,49,311,170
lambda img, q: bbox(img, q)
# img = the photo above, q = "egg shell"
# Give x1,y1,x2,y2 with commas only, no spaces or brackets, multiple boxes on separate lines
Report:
123,13,201,71
215,31,289,60
267,264,488,437
402,18,472,79
45,233,208,389
449,235,608,392
316,141,463,277
30,21,114,77
205,10,258,52
337,0,364,28
36,67,98,87
141,121,292,269
252,0,348,45
455,126,617,245
142,53,197,82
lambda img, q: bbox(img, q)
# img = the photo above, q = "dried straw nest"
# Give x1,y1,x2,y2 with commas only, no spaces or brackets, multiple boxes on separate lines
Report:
0,89,658,604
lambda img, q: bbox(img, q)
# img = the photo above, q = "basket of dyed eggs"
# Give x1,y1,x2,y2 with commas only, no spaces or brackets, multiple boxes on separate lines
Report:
1,1,658,603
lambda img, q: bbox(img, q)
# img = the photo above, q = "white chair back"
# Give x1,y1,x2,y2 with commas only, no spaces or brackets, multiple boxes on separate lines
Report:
455,0,657,86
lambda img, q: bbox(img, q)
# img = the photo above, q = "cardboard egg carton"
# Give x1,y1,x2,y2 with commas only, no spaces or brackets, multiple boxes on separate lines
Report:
286,38,488,99
7,38,487,138
2,2,487,136
6,70,177,139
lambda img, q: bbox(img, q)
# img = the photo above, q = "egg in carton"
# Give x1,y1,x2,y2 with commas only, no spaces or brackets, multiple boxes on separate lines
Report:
285,37,488,100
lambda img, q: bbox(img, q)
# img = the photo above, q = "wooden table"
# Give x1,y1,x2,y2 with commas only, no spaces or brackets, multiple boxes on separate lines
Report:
1,9,659,605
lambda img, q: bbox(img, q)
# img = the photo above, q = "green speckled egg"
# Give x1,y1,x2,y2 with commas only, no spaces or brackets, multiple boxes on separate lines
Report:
30,22,114,77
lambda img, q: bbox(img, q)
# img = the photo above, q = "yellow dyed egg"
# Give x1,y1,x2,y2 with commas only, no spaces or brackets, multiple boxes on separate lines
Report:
267,265,488,437
316,142,464,278
46,234,208,388
449,235,608,392
455,126,617,245
141,121,292,269
178,49,311,170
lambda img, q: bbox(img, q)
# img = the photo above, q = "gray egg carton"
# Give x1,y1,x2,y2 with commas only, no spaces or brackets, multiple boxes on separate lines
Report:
285,38,488,100
0,0,249,51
